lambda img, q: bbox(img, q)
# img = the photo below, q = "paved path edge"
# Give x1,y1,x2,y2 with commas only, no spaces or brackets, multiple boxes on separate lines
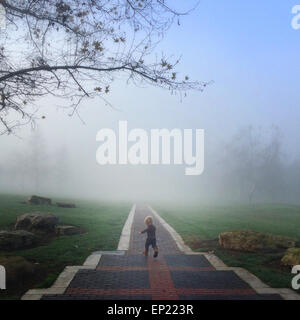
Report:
118,204,136,250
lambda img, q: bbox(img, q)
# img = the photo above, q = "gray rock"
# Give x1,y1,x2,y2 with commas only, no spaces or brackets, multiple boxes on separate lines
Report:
55,225,81,236
15,212,59,234
56,202,76,208
0,230,37,250
28,195,52,206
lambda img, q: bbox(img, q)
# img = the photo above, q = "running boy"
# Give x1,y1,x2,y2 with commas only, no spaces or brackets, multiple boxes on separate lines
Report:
139,216,158,258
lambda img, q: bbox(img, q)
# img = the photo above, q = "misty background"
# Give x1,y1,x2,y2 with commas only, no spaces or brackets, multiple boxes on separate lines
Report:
1,1,300,205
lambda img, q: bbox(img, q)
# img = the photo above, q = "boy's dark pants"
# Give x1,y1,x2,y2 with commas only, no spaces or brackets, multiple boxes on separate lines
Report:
145,238,157,251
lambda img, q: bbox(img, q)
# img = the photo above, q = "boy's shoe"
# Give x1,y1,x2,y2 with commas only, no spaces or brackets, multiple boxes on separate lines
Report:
153,248,158,258
143,250,148,256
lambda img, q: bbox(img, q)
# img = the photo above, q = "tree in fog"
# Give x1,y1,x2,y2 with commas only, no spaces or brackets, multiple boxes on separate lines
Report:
8,152,30,193
222,126,285,205
54,145,70,192
28,129,48,193
0,0,207,134
285,157,300,204
257,126,285,203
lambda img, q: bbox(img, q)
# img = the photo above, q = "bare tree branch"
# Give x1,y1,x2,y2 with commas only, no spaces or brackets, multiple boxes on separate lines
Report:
0,0,209,134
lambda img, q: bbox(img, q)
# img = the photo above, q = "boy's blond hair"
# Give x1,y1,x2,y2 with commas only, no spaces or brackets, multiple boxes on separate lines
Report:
144,216,153,226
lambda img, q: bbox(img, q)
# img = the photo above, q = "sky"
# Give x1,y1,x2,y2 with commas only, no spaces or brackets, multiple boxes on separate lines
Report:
1,0,300,203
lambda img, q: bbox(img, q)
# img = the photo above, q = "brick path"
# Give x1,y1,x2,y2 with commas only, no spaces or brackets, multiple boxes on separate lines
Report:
41,205,282,300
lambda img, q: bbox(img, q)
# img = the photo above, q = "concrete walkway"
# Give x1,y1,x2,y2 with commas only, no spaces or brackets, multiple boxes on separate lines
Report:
22,204,299,300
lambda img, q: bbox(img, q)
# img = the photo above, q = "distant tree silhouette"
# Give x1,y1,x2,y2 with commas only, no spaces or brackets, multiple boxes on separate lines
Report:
222,126,284,205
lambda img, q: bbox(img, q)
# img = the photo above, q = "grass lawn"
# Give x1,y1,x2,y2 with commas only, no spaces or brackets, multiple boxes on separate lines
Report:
157,203,300,292
0,194,130,300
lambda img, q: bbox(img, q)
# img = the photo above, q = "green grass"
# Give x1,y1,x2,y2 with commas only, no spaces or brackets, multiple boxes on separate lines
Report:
156,203,300,291
157,204,300,240
0,194,130,299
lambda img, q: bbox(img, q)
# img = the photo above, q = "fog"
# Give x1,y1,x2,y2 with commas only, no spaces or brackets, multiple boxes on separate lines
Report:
1,1,300,206
1,85,300,205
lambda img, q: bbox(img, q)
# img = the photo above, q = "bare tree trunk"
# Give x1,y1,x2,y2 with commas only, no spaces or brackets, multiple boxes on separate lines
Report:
249,183,256,207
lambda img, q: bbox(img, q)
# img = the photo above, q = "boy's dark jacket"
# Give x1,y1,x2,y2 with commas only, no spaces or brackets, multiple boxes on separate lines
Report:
141,225,156,239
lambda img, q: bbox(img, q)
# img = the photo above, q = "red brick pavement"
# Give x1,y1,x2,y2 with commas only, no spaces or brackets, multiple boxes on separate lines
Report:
147,257,178,300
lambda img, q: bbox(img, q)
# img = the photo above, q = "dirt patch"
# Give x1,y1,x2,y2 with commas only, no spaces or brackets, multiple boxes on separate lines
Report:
184,235,219,251
262,254,291,273
0,258,65,300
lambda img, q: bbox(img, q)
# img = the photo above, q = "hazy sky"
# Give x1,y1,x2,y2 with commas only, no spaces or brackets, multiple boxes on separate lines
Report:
1,1,300,203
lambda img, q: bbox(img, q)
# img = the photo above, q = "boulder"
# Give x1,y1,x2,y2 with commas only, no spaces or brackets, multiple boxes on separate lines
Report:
15,212,59,234
55,225,81,236
281,248,300,266
28,195,52,206
56,202,76,208
0,230,38,250
219,230,296,253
